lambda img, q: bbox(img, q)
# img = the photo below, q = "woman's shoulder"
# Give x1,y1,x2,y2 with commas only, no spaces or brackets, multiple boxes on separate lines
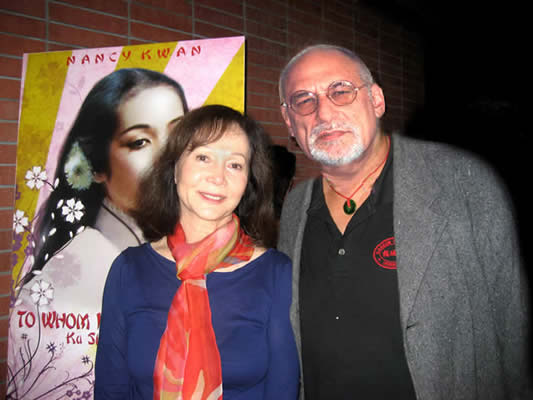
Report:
258,248,292,265
105,243,175,297
113,242,149,262
109,243,162,278
216,248,291,276
252,248,293,279
255,249,293,299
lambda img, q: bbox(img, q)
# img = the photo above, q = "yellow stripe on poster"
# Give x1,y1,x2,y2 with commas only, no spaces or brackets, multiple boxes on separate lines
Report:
13,51,70,284
115,42,178,72
202,43,245,113
16,53,70,203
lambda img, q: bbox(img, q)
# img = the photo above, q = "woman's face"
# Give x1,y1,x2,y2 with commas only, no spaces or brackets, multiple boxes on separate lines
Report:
175,125,250,237
95,85,185,213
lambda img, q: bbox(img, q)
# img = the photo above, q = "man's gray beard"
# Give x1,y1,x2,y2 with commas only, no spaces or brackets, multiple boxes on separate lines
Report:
309,123,364,166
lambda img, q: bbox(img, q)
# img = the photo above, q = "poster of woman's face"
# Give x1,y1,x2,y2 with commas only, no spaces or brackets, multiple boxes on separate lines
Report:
94,84,186,212
7,36,245,400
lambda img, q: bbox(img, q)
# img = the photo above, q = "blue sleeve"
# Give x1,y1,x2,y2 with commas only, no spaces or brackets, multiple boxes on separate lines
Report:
94,254,130,399
264,254,300,399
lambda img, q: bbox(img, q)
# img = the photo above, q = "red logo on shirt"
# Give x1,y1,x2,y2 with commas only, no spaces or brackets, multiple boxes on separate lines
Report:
373,237,397,270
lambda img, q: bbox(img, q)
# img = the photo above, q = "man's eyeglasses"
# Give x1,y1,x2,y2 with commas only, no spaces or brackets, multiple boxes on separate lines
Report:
281,80,367,116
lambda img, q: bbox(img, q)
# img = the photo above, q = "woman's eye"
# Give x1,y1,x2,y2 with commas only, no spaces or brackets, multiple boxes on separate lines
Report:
196,154,209,162
127,138,149,150
229,162,244,171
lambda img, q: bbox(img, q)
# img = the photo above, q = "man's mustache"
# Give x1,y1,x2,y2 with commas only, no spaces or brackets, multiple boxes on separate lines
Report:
310,122,357,138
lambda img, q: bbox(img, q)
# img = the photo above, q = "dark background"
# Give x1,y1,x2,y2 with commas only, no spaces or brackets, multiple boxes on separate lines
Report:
367,0,530,269
364,0,528,152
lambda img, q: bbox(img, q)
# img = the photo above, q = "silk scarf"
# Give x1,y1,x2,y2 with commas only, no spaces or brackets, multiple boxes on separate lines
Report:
153,214,254,400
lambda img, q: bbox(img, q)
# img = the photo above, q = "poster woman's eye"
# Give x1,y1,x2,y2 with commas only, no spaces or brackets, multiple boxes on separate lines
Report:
127,138,150,150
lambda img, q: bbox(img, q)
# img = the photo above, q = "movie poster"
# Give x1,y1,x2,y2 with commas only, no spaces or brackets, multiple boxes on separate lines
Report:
7,36,245,399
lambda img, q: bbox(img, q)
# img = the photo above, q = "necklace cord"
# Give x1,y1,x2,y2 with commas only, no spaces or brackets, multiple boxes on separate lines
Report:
326,136,391,202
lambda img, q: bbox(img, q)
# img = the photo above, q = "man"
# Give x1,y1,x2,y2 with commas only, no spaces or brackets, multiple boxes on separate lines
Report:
277,44,530,399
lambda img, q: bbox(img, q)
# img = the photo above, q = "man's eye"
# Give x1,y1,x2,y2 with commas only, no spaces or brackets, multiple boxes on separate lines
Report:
292,95,317,110
291,90,313,103
330,89,351,99
296,97,315,105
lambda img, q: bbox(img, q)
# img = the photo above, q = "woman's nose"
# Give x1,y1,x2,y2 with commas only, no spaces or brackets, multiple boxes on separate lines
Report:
206,162,225,185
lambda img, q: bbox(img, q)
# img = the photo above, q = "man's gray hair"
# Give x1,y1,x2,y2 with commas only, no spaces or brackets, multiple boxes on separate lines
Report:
278,44,375,103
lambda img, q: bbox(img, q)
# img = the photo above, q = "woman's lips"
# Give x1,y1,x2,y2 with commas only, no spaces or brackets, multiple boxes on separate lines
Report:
200,192,225,201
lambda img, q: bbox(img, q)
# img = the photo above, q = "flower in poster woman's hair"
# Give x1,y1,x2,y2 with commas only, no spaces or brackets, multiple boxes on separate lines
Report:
25,166,48,190
30,280,54,306
13,210,29,234
61,198,85,223
64,142,93,190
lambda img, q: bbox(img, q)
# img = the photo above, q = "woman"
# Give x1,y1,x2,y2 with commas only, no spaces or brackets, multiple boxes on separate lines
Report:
95,105,299,399
7,68,188,399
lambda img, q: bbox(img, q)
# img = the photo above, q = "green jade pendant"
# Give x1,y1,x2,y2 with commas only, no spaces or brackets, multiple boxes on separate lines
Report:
343,199,356,214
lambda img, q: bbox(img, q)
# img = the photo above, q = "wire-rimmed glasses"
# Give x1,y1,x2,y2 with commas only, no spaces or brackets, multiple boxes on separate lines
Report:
282,80,367,116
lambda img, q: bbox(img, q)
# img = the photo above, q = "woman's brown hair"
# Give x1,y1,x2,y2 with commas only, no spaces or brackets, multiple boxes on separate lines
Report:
134,104,277,248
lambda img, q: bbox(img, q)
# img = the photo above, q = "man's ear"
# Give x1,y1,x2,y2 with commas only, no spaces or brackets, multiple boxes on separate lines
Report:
280,105,295,137
370,84,386,118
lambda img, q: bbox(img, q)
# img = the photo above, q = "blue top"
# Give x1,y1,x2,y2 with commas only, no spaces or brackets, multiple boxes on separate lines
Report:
94,244,299,399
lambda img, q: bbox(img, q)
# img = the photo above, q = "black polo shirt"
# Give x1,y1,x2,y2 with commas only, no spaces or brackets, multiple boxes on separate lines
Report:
299,145,416,399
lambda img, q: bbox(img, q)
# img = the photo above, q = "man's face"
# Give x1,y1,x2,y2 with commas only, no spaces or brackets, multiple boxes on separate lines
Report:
281,50,385,166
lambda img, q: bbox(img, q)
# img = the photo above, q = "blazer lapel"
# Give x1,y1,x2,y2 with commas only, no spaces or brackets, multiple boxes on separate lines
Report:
393,135,449,329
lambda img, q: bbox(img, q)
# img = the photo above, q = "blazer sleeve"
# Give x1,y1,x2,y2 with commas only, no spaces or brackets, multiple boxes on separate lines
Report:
460,155,531,397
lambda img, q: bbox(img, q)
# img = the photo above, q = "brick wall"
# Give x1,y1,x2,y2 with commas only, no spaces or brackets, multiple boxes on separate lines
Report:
0,0,424,389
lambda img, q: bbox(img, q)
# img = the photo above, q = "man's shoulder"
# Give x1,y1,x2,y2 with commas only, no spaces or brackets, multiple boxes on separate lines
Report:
394,133,508,199
394,133,492,175
278,178,315,247
392,134,484,164
284,178,315,206
395,133,473,160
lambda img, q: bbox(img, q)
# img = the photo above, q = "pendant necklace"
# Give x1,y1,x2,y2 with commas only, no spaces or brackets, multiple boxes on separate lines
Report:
325,137,390,215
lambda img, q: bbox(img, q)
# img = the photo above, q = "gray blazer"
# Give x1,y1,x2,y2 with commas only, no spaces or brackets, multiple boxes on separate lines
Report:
278,133,530,399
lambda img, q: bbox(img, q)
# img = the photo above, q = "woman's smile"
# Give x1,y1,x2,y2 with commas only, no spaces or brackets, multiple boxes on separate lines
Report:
200,192,226,201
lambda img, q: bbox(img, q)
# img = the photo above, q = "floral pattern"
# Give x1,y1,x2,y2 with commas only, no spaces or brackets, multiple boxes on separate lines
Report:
13,210,29,234
29,280,54,306
9,166,95,399
25,166,48,190
60,198,85,223
7,294,95,399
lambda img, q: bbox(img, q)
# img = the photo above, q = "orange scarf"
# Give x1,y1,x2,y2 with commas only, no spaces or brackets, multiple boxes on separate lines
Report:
153,214,254,400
